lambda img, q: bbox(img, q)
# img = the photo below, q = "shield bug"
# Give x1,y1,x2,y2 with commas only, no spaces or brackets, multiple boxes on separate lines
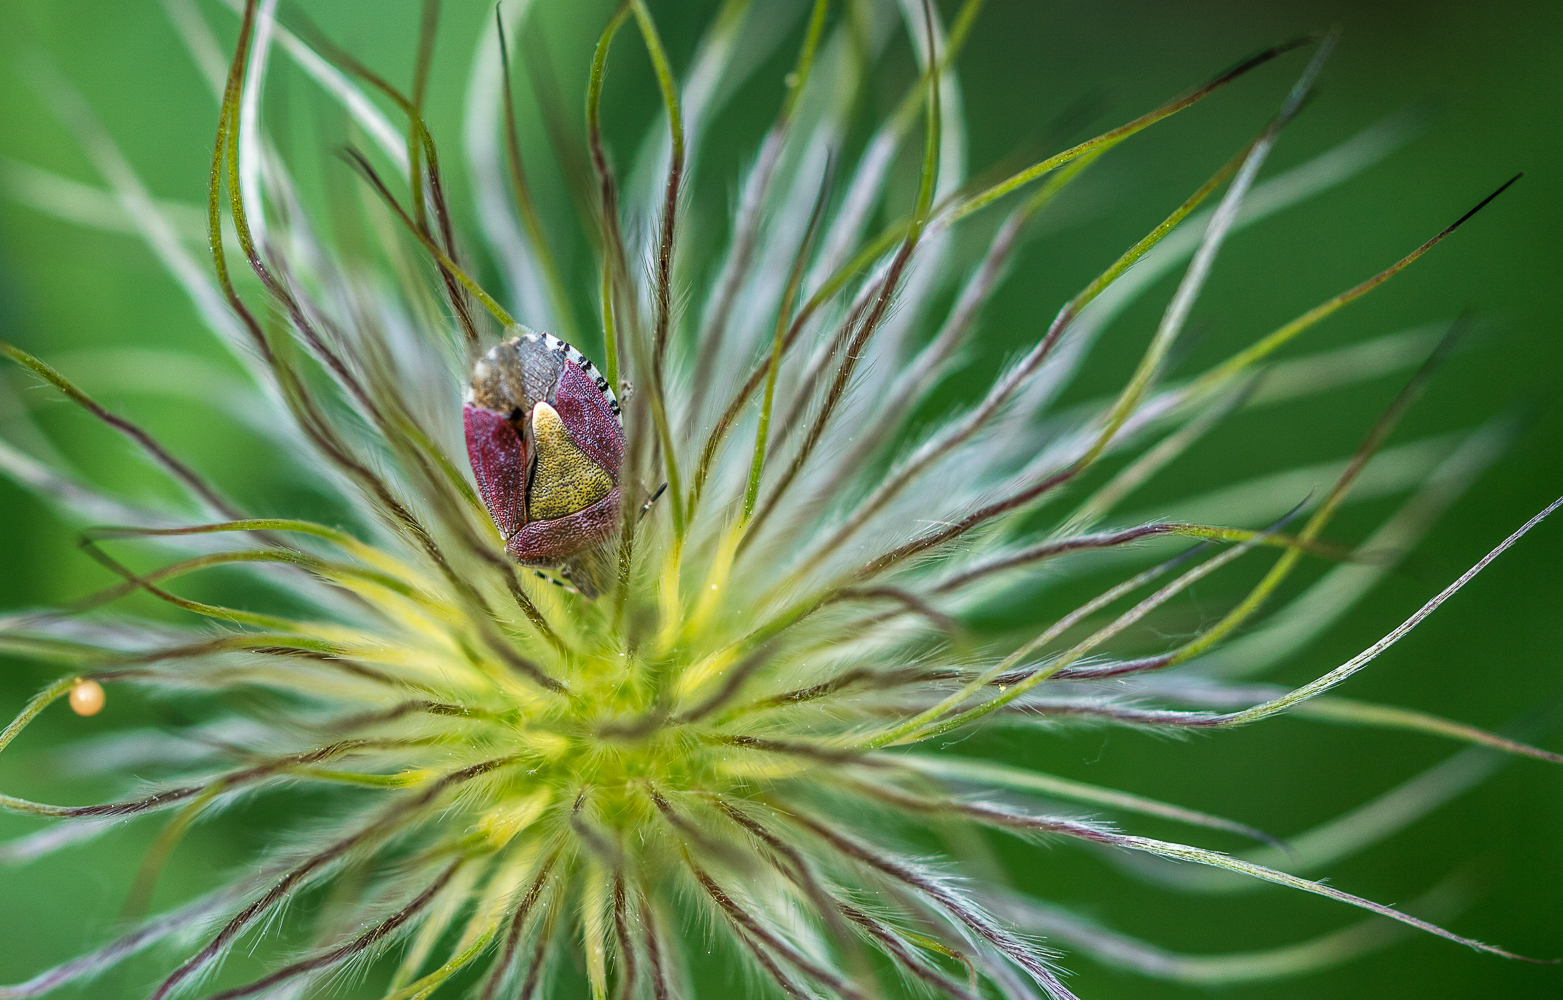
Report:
465,327,624,597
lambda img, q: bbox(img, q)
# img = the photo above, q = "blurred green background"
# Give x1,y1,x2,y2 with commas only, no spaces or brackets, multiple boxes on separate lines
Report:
0,1,1558,998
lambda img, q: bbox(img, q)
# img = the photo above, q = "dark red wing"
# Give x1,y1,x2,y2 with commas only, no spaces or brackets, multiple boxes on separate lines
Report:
506,487,621,565
464,404,529,538
553,360,625,480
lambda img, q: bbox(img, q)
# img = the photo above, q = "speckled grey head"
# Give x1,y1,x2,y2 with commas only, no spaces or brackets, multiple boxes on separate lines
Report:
466,326,621,423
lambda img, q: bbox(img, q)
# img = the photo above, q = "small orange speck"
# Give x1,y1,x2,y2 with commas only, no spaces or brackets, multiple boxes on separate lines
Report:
69,679,105,717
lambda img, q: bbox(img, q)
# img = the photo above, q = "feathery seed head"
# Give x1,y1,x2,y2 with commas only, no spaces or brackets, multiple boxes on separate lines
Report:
0,3,1558,1000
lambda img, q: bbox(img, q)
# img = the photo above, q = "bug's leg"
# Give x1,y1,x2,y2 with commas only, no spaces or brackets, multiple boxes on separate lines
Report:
531,569,578,594
561,544,614,600
640,483,669,521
